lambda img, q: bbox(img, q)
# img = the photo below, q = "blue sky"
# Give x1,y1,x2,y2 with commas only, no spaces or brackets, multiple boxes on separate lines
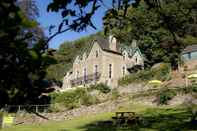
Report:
36,0,110,49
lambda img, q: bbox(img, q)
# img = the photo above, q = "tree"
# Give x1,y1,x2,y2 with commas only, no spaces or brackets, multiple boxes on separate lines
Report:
103,0,197,68
18,0,45,47
46,0,160,43
0,0,56,108
17,0,39,20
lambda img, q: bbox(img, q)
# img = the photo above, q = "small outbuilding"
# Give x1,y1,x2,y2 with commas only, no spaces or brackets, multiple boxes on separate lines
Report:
182,45,197,70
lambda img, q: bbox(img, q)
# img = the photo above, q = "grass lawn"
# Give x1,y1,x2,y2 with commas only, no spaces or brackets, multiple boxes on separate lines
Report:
1,112,113,131
1,104,197,131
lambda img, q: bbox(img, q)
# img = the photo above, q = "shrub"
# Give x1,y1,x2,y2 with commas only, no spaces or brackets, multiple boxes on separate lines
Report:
152,63,171,81
80,94,99,106
49,103,65,112
49,88,87,110
59,92,80,109
180,84,197,94
111,89,120,100
119,70,155,86
0,112,3,117
157,88,176,105
191,84,197,93
119,63,171,86
181,87,191,94
49,88,101,111
0,112,2,129
89,83,111,94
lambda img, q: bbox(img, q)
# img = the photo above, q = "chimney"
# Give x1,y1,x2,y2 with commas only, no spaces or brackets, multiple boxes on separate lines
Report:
131,40,137,48
109,35,117,51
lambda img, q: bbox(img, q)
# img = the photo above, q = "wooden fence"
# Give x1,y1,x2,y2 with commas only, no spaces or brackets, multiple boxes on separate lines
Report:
3,104,52,113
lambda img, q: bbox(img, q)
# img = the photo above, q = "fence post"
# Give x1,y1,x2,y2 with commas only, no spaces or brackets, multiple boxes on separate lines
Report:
18,105,21,113
0,112,3,129
36,105,38,113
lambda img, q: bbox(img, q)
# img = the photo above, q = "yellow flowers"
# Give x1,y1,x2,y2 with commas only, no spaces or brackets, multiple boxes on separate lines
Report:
148,80,162,85
187,74,197,79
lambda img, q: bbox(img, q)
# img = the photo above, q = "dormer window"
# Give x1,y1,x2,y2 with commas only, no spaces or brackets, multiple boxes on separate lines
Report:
96,50,98,58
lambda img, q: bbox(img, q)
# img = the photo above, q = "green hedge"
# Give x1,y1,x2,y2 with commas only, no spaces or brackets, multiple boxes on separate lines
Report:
111,89,120,100
157,88,176,105
49,88,100,111
181,84,197,94
153,63,171,81
89,83,111,94
0,112,3,129
80,93,99,106
119,63,171,86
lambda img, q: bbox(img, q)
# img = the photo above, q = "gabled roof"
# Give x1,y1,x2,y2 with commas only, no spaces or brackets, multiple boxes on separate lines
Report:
132,47,143,57
121,44,144,59
93,36,122,55
182,45,197,54
94,36,109,50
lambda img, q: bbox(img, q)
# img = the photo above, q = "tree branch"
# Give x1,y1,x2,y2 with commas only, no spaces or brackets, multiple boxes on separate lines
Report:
45,27,72,45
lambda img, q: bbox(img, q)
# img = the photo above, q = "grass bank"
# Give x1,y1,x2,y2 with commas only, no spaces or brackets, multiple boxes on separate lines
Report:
1,104,197,131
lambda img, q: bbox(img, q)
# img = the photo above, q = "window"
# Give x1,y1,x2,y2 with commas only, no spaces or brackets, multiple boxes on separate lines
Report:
135,57,138,63
96,50,98,58
109,64,112,79
94,65,98,80
122,66,125,76
188,52,191,59
83,68,87,81
95,65,98,74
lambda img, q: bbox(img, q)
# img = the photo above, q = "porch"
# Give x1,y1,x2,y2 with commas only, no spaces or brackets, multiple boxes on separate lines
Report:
70,73,101,87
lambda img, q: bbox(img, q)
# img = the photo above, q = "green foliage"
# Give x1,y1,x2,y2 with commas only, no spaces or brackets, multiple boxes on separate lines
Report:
151,63,171,81
80,93,99,106
46,63,70,81
0,112,2,129
111,89,120,100
182,84,197,94
50,90,80,109
0,1,54,108
48,103,65,112
157,88,176,105
191,85,197,93
119,63,171,86
185,101,197,123
0,112,3,117
119,70,154,86
47,0,101,32
183,36,197,46
89,83,111,94
50,88,100,110
2,106,197,131
104,0,197,68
